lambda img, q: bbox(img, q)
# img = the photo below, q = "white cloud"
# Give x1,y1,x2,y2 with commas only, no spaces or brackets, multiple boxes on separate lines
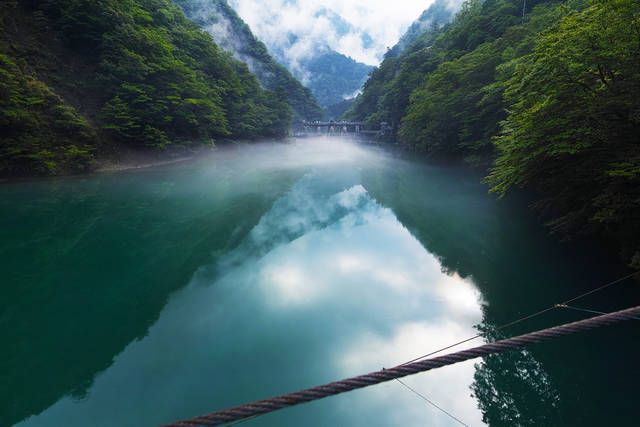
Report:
228,0,441,65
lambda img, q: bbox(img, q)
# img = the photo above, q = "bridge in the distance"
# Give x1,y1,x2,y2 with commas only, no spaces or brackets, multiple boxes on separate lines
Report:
295,120,392,138
298,120,368,135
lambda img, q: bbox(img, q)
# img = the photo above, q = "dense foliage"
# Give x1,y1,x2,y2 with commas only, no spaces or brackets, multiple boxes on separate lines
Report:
347,0,639,264
175,0,323,120
346,0,553,141
488,0,640,264
0,0,292,176
0,53,98,175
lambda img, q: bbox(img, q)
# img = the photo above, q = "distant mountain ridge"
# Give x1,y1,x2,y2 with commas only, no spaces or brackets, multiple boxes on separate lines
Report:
227,0,375,107
284,50,373,107
175,0,323,120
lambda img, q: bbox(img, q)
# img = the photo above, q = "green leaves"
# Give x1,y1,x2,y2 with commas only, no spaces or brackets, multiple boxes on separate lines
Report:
0,53,97,175
347,0,639,263
489,0,640,263
1,0,295,176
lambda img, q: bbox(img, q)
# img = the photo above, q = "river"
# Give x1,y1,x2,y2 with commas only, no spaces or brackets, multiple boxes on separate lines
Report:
1,138,638,426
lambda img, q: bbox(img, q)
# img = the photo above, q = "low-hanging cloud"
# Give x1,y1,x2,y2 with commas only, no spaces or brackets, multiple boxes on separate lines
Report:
228,0,445,66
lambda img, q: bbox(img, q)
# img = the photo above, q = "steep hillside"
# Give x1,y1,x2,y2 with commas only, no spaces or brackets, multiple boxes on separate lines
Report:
347,0,640,266
0,0,292,177
174,0,323,120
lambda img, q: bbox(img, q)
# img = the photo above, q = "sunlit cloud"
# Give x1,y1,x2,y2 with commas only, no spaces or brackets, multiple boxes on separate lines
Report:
247,178,485,424
435,272,484,320
262,263,312,304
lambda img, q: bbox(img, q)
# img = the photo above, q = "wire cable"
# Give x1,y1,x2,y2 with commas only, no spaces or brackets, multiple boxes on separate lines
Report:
395,378,468,427
224,415,258,427
400,270,640,365
556,304,640,320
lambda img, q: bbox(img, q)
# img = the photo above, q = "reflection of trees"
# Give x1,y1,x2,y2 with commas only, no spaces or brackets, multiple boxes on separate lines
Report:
0,172,279,426
471,329,561,426
360,157,633,425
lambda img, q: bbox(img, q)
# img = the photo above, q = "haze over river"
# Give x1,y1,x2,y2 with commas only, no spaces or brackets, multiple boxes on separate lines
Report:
2,138,638,426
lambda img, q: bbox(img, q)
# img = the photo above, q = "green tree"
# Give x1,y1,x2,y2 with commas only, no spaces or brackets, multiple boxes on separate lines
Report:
1,0,295,176
0,53,97,175
488,0,640,263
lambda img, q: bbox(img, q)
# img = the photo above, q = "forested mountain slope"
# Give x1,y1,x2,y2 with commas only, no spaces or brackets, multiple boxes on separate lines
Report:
290,50,373,107
174,0,323,120
346,0,640,266
0,0,293,177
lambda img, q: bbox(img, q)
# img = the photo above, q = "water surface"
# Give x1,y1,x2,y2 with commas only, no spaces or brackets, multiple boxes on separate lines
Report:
1,139,638,426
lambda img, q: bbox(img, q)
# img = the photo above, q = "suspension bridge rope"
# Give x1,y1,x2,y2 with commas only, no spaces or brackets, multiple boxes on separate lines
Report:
161,305,640,427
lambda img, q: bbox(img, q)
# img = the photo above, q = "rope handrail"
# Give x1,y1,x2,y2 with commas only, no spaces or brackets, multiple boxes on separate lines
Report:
161,305,640,427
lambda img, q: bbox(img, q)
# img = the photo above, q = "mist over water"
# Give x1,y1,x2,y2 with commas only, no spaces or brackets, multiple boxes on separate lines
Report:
3,138,636,426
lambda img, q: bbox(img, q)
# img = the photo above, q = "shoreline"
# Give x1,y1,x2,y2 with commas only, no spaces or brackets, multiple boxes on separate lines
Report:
0,150,209,185
2,137,402,184
0,141,248,184
95,154,202,173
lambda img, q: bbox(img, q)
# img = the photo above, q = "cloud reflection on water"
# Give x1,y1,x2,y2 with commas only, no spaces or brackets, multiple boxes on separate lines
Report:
247,181,485,426
17,159,486,426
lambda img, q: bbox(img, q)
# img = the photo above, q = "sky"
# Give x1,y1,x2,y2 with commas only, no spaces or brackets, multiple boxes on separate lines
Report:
228,0,442,66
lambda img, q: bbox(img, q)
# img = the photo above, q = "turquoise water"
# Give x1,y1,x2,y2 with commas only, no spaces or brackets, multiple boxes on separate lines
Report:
1,139,638,426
